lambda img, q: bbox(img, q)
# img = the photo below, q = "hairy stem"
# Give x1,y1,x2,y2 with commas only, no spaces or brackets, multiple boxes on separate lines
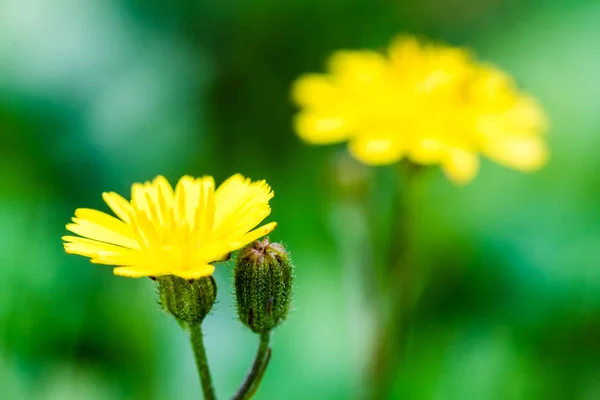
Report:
189,324,216,400
233,332,271,400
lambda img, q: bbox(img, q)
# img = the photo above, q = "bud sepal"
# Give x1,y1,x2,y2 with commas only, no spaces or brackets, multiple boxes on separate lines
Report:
234,238,293,334
156,275,217,327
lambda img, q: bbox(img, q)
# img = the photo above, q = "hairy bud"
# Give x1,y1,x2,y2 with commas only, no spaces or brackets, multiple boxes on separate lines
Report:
234,238,293,334
156,275,217,326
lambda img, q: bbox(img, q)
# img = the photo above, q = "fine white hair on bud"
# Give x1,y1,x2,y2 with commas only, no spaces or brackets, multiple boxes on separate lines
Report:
156,275,217,326
234,238,294,334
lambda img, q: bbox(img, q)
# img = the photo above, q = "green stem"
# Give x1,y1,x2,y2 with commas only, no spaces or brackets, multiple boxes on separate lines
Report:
233,332,271,400
368,162,421,399
189,324,216,400
245,347,272,399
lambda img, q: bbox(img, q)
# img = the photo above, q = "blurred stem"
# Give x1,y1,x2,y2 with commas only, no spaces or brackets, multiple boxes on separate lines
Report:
233,332,272,400
189,324,216,400
368,162,421,399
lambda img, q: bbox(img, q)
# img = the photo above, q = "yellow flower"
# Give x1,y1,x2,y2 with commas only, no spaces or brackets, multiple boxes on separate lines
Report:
63,174,276,279
292,36,549,183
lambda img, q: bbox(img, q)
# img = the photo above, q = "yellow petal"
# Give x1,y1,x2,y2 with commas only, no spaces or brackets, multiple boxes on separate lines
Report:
408,138,448,165
113,266,157,278
153,175,175,215
348,135,405,165
191,177,215,243
74,208,133,239
102,192,133,223
66,218,139,249
388,35,422,65
229,222,278,250
509,96,548,132
294,111,352,144
63,235,132,253
129,207,160,250
328,50,388,87
442,149,479,184
483,135,549,171
173,176,194,224
292,74,340,107
214,176,273,236
63,236,140,265
172,265,216,280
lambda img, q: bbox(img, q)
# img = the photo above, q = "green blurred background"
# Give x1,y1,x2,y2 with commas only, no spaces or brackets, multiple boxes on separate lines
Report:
2,0,600,399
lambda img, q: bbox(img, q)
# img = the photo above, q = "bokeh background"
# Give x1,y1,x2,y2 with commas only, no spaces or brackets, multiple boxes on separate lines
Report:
2,0,600,399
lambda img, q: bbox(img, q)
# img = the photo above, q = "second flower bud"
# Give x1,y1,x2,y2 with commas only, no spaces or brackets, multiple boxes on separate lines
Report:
234,238,293,334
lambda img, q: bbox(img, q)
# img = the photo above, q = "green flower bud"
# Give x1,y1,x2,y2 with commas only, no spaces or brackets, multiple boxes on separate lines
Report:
156,275,217,326
234,238,294,334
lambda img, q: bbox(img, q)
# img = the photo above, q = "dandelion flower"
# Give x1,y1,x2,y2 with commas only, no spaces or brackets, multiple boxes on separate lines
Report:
292,36,549,183
63,174,276,279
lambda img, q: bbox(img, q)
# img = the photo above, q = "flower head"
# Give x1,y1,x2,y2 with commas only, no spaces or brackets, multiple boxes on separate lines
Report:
63,174,276,279
292,36,549,183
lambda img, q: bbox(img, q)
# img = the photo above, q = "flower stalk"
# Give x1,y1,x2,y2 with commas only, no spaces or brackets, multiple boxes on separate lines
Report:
189,324,216,400
368,162,422,399
233,332,272,400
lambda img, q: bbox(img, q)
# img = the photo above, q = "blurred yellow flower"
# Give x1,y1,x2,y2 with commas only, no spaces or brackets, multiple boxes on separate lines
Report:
63,175,276,279
292,36,549,183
